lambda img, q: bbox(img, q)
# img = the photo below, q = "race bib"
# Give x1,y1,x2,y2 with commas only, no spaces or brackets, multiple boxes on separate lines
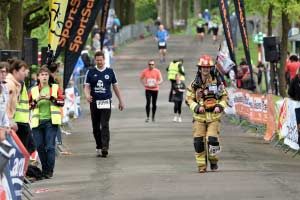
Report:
208,85,218,94
146,78,156,87
159,42,166,46
96,99,111,109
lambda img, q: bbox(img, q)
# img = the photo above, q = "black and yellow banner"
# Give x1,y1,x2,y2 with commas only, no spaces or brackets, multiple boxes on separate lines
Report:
218,0,236,67
233,0,254,88
49,0,108,89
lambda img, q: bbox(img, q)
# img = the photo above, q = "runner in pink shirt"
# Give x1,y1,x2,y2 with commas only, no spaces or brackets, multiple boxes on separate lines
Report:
140,60,163,122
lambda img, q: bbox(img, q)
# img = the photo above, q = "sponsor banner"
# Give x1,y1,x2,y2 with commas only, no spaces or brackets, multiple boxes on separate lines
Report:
230,89,277,141
54,0,105,89
224,87,236,115
279,98,300,150
1,131,30,200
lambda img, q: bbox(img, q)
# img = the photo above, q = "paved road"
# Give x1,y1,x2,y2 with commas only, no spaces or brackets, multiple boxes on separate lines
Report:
31,35,300,200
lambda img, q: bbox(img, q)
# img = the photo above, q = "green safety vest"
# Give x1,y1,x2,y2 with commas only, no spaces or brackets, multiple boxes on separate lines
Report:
30,84,62,128
168,62,185,81
196,19,205,27
14,84,30,123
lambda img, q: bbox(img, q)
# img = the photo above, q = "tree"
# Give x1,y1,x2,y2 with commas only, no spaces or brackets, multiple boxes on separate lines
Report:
23,1,48,38
181,0,189,28
166,0,174,29
0,1,10,49
194,0,201,17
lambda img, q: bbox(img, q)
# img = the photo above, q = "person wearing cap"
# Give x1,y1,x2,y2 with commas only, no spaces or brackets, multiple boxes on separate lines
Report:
186,55,228,173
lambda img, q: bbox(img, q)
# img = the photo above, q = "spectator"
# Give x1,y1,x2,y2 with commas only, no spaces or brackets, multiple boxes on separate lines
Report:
5,59,28,131
285,55,300,82
113,15,121,33
29,66,64,178
92,33,101,52
30,73,37,88
288,69,300,101
0,62,9,142
81,46,92,73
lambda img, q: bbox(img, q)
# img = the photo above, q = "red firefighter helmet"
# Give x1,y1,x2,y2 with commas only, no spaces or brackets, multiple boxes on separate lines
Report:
197,55,214,67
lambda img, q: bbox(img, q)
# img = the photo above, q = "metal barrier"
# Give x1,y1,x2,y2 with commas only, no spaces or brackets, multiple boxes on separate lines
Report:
114,23,155,47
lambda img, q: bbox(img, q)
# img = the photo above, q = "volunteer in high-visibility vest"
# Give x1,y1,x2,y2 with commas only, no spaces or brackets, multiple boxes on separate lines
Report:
167,59,185,102
29,66,64,179
185,55,228,173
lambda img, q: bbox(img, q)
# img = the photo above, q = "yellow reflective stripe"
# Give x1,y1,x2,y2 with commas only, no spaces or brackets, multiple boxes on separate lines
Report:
51,111,61,115
19,100,29,104
190,102,198,111
15,108,30,113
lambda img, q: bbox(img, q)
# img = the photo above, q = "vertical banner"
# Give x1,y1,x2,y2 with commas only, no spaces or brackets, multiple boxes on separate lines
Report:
48,0,69,61
55,0,104,89
218,0,236,67
233,0,255,89
99,0,111,50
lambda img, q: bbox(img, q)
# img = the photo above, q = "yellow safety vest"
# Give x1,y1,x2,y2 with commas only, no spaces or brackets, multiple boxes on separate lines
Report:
14,84,30,123
30,84,62,128
168,62,185,81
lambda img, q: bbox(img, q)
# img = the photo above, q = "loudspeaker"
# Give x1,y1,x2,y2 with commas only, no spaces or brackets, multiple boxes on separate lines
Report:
23,37,38,65
0,50,22,61
41,46,48,65
263,36,280,62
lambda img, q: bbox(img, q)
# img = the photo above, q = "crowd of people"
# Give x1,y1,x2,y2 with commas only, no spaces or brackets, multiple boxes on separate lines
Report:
0,60,64,181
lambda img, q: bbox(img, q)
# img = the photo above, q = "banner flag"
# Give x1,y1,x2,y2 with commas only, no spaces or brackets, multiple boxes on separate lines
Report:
233,0,255,89
53,0,104,89
99,0,111,51
218,0,236,68
48,0,69,64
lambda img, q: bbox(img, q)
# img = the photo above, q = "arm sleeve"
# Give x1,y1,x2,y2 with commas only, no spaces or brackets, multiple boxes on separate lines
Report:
185,83,200,113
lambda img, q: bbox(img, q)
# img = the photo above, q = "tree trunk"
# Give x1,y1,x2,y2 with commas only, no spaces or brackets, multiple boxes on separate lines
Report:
8,0,23,50
156,0,161,19
0,1,9,49
194,0,200,17
127,0,135,24
115,0,125,25
181,0,189,28
161,0,167,26
267,4,273,36
279,11,290,97
166,0,174,30
174,0,180,20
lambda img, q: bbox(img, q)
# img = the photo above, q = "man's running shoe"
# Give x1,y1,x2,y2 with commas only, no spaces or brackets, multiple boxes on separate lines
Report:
96,149,101,157
145,118,149,123
210,163,218,172
101,150,108,158
152,117,155,122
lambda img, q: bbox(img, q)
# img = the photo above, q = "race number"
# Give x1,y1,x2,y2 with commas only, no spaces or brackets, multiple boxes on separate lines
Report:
146,78,157,87
96,99,111,109
158,42,166,46
208,84,218,94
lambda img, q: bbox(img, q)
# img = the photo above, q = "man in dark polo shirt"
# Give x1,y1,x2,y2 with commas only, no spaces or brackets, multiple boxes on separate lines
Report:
84,51,124,157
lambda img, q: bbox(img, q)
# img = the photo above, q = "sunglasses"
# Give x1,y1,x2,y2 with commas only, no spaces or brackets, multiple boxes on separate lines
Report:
148,63,155,66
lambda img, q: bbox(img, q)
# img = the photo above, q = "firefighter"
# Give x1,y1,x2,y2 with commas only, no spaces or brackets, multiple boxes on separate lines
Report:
186,55,228,173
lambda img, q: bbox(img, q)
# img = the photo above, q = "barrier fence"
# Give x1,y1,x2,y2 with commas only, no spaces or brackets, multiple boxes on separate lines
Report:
226,87,300,156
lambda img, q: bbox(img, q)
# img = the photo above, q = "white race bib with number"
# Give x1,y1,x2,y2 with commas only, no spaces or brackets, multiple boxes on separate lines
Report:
146,78,156,87
159,42,166,46
208,85,218,93
96,99,111,109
